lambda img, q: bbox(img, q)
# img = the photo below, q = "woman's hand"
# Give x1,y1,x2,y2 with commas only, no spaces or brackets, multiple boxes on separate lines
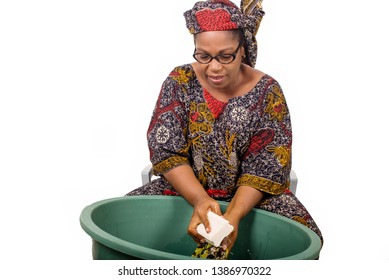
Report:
220,212,240,252
163,165,222,243
220,186,265,252
187,195,222,243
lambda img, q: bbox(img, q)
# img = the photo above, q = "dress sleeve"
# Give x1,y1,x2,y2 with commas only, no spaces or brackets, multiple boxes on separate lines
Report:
237,79,292,195
147,66,193,175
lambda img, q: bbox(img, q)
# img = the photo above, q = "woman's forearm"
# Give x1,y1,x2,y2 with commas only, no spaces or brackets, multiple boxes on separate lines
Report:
225,186,264,220
164,164,221,237
219,186,264,252
163,164,209,206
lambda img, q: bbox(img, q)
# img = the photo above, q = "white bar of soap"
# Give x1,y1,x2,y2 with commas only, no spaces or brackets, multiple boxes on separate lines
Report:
196,211,234,247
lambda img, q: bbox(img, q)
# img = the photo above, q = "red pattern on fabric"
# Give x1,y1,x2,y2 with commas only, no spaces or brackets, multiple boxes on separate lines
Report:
203,88,227,119
273,103,284,113
169,71,180,77
243,129,275,159
163,189,228,198
206,189,229,198
191,111,200,122
163,189,179,196
195,8,237,31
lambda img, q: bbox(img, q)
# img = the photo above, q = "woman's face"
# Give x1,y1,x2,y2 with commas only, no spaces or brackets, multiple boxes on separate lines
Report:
194,30,245,93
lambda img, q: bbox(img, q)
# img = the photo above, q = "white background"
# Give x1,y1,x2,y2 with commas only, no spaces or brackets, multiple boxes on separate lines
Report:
1,0,388,278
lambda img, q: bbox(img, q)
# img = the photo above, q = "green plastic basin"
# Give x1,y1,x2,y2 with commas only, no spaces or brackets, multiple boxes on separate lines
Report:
80,196,321,260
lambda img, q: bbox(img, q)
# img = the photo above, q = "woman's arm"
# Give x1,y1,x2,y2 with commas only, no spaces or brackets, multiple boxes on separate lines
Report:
222,186,264,251
146,67,222,244
163,165,222,243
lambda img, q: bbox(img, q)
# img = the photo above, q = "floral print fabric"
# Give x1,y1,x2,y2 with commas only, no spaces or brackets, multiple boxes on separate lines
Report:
127,64,323,243
148,64,291,195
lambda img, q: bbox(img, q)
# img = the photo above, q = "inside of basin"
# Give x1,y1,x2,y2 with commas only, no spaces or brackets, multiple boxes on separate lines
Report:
82,196,320,259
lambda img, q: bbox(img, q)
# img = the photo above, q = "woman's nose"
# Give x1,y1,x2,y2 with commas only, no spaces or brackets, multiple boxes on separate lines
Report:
208,58,223,71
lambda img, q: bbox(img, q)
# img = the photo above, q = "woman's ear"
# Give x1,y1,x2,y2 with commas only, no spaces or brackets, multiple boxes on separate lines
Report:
241,46,246,59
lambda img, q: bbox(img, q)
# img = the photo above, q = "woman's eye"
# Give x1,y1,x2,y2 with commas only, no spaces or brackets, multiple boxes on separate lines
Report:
199,54,210,59
219,54,233,61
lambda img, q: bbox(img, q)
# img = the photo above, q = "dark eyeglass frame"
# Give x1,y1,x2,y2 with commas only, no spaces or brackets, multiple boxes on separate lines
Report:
193,42,242,64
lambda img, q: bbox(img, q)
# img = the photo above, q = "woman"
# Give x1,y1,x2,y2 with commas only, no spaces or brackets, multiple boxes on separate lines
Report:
127,0,323,259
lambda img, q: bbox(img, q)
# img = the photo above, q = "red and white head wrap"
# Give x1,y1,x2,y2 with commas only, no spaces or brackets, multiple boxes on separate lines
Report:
184,0,265,67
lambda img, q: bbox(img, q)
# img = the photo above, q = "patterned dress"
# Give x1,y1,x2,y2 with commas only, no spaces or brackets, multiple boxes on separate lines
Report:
127,64,323,245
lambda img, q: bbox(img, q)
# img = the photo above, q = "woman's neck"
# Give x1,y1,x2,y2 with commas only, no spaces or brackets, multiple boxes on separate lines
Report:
192,63,264,102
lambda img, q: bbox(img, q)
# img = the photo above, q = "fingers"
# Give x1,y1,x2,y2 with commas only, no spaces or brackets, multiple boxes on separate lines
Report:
200,213,211,233
203,200,223,232
210,201,222,216
195,198,222,233
187,215,206,243
220,235,233,251
220,214,239,252
188,228,205,244
188,198,222,242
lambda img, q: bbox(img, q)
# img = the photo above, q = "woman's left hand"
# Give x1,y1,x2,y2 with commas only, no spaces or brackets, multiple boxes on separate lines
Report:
220,213,241,252
220,186,265,253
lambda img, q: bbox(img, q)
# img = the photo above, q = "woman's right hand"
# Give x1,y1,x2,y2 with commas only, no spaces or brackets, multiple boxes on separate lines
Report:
162,165,222,243
187,195,222,244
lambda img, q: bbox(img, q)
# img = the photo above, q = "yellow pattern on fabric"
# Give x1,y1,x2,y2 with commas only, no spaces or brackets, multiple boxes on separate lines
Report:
220,129,236,160
170,67,194,85
266,145,291,167
192,243,230,260
197,152,216,187
188,101,217,187
264,84,287,121
189,102,215,136
153,156,189,175
219,129,239,193
241,0,263,35
292,216,308,226
189,122,213,135
237,174,288,195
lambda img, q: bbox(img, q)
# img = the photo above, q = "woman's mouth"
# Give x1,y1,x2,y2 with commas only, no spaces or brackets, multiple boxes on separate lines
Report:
208,75,224,84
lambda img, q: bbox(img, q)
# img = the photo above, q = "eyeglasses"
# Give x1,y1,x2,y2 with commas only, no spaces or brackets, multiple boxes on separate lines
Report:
193,42,242,64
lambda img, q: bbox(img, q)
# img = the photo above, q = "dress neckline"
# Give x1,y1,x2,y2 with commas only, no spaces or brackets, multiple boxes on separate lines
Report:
184,63,269,119
187,63,268,103
203,88,227,119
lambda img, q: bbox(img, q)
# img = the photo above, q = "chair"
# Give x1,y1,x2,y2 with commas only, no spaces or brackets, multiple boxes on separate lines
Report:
141,164,298,194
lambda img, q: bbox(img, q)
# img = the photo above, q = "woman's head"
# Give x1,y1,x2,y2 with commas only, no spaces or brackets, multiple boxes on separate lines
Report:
193,29,247,63
192,30,246,91
184,0,265,68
